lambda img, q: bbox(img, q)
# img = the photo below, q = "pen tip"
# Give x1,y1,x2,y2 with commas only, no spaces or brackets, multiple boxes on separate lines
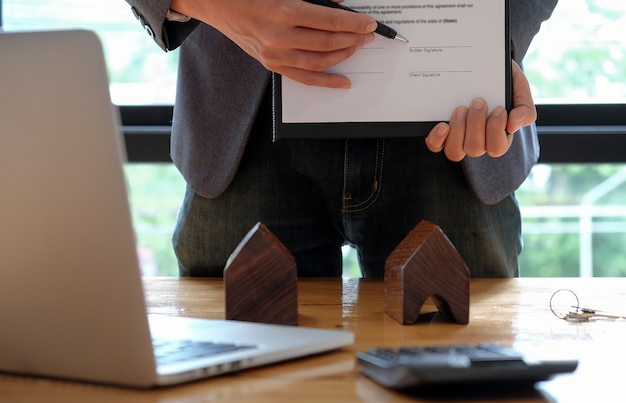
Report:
395,34,409,43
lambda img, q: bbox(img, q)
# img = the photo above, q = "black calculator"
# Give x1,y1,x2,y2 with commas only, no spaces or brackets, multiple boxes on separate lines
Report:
357,343,578,390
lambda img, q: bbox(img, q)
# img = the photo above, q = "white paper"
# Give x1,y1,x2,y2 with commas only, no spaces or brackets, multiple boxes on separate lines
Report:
281,0,507,123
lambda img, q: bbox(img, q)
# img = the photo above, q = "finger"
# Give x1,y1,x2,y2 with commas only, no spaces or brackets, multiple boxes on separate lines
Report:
268,43,368,88
485,106,511,157
444,106,468,162
298,2,378,35
425,122,449,153
273,32,373,72
507,105,536,136
288,29,376,53
279,65,352,88
464,98,488,157
506,61,537,134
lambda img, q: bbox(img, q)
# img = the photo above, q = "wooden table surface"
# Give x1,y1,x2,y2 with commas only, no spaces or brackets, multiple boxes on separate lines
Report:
3,277,626,402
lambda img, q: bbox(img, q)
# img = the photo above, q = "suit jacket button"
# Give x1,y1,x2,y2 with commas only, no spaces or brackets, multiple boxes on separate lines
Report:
145,25,155,38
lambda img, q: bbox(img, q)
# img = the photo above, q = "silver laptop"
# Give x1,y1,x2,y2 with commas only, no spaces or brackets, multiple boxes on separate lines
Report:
0,29,353,388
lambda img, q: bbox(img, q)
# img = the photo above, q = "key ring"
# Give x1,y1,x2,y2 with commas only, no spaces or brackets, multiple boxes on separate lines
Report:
550,289,626,322
550,289,580,320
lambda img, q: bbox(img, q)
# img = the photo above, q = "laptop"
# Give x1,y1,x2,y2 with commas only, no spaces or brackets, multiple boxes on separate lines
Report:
0,29,353,388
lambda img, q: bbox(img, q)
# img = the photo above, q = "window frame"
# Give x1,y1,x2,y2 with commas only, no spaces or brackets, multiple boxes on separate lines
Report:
119,104,626,163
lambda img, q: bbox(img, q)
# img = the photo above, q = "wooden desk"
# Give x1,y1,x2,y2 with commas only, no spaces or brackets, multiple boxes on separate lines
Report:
3,278,626,402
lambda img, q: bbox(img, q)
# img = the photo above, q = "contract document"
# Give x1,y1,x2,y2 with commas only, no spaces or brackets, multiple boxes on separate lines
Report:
273,0,510,139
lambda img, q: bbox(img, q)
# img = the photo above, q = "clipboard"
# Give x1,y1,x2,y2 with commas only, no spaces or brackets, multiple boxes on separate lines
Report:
273,0,511,140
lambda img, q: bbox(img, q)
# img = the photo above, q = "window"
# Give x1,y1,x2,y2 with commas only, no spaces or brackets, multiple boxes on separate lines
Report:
525,0,626,104
2,0,178,105
515,0,626,277
3,0,625,277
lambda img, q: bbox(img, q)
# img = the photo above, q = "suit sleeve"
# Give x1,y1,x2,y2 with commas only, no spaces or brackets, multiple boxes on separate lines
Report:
125,0,200,51
461,0,558,205
510,0,559,64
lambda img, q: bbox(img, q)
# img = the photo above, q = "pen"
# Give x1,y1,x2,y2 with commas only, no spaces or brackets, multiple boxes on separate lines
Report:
303,0,409,42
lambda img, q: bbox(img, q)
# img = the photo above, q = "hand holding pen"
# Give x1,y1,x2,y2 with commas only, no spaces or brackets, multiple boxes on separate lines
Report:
171,0,388,88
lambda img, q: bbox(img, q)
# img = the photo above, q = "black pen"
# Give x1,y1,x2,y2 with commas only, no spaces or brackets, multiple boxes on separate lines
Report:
303,0,409,42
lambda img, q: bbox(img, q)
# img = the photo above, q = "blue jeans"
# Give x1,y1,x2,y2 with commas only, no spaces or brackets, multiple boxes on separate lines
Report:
173,100,521,278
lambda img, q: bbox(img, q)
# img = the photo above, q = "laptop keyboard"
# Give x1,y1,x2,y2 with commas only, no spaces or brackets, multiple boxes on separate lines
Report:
152,338,257,366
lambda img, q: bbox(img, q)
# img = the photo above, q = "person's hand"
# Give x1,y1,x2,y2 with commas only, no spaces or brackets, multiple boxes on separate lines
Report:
170,0,377,88
424,60,537,161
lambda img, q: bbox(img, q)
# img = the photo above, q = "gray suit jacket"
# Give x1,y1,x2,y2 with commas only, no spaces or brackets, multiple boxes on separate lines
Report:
126,0,557,204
